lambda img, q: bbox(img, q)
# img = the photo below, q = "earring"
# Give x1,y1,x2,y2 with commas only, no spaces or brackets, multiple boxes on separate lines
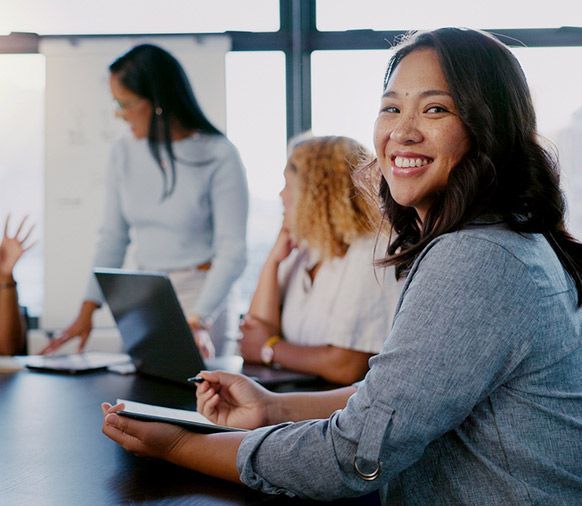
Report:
155,106,163,116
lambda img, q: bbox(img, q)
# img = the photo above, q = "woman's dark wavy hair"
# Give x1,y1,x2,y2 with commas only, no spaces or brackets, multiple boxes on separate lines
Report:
377,27,582,305
110,44,222,199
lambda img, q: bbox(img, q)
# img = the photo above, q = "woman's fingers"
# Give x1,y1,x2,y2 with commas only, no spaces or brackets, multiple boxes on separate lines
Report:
199,392,222,420
102,413,142,451
196,386,217,411
14,215,28,237
3,214,10,237
20,222,36,244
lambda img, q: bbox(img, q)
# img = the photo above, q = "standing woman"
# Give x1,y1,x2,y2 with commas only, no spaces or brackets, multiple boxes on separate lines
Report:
44,44,248,355
102,29,582,503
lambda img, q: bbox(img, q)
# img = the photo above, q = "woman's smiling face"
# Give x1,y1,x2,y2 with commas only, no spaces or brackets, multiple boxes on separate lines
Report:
373,48,471,221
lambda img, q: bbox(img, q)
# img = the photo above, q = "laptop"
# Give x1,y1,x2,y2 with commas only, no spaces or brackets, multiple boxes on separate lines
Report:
93,268,318,387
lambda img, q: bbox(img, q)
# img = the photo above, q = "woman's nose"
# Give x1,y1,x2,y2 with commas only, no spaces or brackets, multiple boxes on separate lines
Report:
390,115,423,144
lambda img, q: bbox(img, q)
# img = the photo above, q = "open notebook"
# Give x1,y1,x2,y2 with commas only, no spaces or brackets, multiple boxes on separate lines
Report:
115,399,247,433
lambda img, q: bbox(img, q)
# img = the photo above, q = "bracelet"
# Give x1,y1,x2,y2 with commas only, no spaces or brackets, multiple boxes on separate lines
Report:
0,281,16,289
264,335,282,349
260,335,282,366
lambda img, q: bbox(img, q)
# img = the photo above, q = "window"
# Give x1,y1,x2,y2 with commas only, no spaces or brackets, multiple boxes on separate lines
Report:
226,51,287,312
514,47,582,239
0,0,279,35
311,49,389,151
316,0,582,31
0,54,45,315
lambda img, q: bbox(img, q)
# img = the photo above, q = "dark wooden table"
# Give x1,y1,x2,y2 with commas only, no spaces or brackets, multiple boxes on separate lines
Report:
0,369,380,505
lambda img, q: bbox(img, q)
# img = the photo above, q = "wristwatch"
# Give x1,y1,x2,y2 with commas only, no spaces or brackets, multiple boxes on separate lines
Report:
260,335,281,366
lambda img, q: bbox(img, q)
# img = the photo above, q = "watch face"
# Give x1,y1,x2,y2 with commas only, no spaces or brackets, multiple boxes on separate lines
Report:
261,345,274,365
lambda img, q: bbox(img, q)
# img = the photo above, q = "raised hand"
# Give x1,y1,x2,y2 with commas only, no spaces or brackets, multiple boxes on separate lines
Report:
267,225,296,265
0,215,35,278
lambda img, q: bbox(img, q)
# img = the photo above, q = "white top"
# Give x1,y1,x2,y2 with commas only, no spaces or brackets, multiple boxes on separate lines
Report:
278,236,399,353
84,133,248,319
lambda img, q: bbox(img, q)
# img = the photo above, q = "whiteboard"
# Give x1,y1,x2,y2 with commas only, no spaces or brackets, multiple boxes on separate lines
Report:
41,34,230,330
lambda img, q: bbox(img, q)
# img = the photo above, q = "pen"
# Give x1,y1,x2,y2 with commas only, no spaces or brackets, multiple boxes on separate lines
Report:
187,376,205,384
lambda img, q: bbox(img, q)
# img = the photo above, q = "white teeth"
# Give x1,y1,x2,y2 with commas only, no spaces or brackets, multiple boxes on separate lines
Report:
394,156,430,168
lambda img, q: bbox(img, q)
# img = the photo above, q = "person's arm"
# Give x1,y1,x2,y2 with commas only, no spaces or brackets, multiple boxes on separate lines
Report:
190,140,249,320
240,315,373,385
82,142,131,303
41,300,100,354
0,215,34,355
101,403,244,483
101,373,355,481
269,342,372,385
269,386,356,422
194,370,355,428
0,274,24,355
246,226,295,329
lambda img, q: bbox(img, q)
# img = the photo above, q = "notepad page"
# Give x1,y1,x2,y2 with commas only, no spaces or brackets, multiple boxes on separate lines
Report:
116,398,216,426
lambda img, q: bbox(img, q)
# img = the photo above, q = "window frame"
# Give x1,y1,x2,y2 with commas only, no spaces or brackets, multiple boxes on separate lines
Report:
2,2,581,139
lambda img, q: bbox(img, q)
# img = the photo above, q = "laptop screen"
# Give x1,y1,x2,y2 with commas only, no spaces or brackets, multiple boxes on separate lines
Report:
94,268,206,384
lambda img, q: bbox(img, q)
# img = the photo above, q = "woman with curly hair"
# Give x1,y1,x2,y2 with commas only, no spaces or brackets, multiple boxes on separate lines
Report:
239,136,397,385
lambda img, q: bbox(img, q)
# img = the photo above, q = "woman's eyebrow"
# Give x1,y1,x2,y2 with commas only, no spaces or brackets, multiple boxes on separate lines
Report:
382,89,452,99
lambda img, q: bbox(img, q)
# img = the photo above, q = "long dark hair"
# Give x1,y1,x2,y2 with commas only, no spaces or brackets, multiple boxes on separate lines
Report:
110,44,222,198
376,28,582,305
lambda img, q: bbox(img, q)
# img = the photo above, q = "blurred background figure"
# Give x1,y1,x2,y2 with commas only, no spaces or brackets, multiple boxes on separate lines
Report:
42,44,248,357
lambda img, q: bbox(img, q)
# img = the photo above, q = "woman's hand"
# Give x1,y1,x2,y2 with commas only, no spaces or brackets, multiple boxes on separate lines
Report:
267,226,295,265
195,370,273,429
187,316,216,359
101,402,188,460
239,315,276,363
41,300,97,354
0,215,35,278
192,328,216,359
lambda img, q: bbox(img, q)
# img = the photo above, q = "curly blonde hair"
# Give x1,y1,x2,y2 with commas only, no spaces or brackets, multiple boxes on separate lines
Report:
288,136,380,260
